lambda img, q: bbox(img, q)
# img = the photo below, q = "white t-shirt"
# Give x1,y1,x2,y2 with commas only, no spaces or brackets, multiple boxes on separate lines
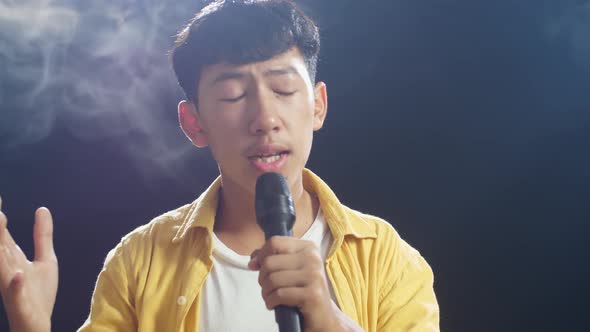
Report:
199,208,334,331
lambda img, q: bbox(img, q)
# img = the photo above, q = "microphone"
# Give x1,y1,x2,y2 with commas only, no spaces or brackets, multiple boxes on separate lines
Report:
255,172,302,332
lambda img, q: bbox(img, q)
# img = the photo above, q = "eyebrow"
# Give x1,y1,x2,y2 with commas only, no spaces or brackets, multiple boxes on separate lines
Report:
211,72,247,86
262,66,298,78
210,66,299,86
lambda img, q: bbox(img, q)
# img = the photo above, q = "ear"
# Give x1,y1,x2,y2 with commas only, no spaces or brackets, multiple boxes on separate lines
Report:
312,81,328,131
178,100,209,148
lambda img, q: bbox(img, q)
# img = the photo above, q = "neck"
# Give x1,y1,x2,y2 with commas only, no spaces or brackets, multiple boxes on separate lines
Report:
214,172,318,254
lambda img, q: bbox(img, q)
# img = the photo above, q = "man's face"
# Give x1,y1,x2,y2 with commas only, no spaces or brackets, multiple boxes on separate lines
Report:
181,47,327,194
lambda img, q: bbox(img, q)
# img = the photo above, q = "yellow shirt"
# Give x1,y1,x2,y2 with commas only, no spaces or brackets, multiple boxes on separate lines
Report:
79,169,439,331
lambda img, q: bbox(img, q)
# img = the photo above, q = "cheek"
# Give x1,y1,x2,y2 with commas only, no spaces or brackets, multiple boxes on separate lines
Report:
200,100,245,131
293,109,316,150
199,113,245,157
287,92,315,118
207,120,240,150
206,131,241,166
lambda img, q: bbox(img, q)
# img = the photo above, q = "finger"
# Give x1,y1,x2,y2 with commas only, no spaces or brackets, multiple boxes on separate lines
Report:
258,236,313,261
0,213,17,290
0,212,10,262
264,286,308,310
248,249,262,270
0,210,6,231
0,194,3,210
260,270,309,297
0,211,27,263
33,207,55,262
257,253,305,284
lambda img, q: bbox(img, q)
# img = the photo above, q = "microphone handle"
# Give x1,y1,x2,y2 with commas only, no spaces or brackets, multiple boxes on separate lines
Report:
265,227,303,332
275,305,302,332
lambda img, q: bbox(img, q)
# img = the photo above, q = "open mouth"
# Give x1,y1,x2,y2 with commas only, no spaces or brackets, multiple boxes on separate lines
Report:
249,151,289,163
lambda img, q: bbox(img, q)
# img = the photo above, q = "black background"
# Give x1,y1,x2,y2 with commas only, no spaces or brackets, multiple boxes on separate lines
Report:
1,0,589,331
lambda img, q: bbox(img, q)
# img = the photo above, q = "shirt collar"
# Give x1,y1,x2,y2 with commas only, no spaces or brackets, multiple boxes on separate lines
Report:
172,169,377,244
171,178,220,244
301,169,377,245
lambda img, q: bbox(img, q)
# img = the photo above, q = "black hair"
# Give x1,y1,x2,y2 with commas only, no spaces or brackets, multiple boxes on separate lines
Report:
171,0,320,103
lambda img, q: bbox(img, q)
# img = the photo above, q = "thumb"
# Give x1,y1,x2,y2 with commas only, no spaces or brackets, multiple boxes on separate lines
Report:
248,249,261,270
33,207,55,262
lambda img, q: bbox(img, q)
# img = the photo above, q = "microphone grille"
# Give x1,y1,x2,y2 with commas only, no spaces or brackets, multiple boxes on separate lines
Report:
255,172,295,228
256,172,289,198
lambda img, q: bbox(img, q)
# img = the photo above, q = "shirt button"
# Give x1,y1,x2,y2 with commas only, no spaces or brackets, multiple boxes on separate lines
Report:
177,296,187,305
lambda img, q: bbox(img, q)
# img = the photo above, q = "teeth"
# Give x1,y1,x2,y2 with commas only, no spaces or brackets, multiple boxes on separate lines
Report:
256,153,282,163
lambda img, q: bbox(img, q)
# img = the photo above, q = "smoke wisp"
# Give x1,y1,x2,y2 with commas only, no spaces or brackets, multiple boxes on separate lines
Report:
0,0,205,179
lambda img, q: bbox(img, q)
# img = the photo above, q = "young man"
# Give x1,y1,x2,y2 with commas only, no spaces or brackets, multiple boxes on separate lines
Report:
0,1,439,331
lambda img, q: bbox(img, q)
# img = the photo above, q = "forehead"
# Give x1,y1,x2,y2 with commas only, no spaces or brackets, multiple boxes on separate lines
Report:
200,48,311,88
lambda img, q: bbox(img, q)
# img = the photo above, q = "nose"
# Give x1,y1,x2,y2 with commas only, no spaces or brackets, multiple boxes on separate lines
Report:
248,89,282,136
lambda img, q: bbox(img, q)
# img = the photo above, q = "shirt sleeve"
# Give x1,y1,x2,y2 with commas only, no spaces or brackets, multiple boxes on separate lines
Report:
377,228,440,331
78,240,138,332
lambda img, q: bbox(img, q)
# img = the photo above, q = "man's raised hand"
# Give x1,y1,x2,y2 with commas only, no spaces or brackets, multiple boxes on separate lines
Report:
0,197,58,332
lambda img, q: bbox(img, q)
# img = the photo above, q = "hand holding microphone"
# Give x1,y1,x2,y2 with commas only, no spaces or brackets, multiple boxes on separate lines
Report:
250,173,339,332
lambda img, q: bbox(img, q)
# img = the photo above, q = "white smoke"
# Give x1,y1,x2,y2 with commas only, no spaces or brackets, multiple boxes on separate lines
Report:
0,0,205,179
0,0,78,146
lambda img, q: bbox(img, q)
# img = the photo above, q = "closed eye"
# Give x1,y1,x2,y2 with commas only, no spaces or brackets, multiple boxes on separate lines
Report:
220,94,246,103
275,90,297,97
